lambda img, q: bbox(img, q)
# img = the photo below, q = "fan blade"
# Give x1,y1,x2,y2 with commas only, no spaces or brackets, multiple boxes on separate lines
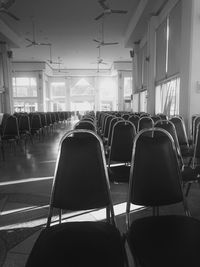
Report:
93,39,101,44
39,43,51,46
0,9,19,20
111,9,128,14
1,0,16,10
26,43,33,47
98,0,109,10
102,42,119,46
94,13,105,20
25,38,33,43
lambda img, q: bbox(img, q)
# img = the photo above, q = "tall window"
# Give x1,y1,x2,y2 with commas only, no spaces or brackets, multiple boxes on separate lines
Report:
155,77,180,116
13,77,37,97
99,77,116,111
12,77,38,112
155,1,181,115
50,82,66,111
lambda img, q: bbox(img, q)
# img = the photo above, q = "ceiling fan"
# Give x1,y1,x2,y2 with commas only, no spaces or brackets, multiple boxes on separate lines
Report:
0,0,20,21
93,21,118,48
95,0,128,21
26,19,51,47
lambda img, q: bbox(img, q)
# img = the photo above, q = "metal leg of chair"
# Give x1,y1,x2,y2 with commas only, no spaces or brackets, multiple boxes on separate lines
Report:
185,182,192,197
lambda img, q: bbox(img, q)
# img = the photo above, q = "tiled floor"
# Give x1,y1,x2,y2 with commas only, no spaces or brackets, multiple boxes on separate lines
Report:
1,118,200,266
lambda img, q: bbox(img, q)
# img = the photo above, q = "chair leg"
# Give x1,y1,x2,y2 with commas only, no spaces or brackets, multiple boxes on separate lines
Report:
185,183,192,197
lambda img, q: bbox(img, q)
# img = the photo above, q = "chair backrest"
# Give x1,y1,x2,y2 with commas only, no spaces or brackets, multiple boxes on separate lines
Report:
128,115,140,132
151,115,161,123
107,117,122,147
103,115,113,138
74,121,96,131
122,114,130,120
47,130,115,226
192,116,200,144
170,116,189,146
192,122,200,166
19,115,31,132
154,120,183,165
40,113,47,128
30,114,42,129
138,116,154,132
126,128,187,225
108,120,136,163
3,115,19,137
46,112,52,126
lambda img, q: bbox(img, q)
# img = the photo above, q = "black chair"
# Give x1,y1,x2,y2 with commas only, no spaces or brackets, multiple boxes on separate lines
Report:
30,113,42,139
25,130,126,267
74,120,96,131
170,116,193,161
126,128,200,267
106,117,122,155
19,115,33,147
138,116,154,132
1,115,20,154
128,115,139,132
108,120,136,183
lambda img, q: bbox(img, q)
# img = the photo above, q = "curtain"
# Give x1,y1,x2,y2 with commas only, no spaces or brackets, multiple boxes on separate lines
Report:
155,19,167,82
167,1,181,77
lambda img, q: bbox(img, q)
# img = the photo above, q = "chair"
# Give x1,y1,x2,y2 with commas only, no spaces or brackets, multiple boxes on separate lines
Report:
106,117,122,155
1,115,20,154
155,120,199,196
30,113,42,139
19,115,33,148
170,116,193,161
25,130,126,267
74,120,96,131
138,116,154,133
128,115,139,132
126,128,200,267
108,120,136,183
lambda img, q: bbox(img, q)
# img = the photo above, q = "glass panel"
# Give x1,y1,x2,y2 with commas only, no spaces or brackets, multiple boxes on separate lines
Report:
13,100,38,112
71,78,94,96
140,91,147,112
51,82,65,97
133,93,139,112
12,77,37,97
124,77,132,99
155,77,180,116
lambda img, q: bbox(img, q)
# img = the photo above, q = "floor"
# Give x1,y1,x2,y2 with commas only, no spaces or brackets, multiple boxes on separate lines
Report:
1,117,200,267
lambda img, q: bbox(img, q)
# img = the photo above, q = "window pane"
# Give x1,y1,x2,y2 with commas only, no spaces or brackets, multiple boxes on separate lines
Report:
51,82,65,97
124,77,132,99
155,77,180,116
12,77,37,97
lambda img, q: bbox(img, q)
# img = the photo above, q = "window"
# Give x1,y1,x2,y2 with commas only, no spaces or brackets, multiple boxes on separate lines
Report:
13,100,38,113
124,77,132,100
51,82,65,98
13,77,37,97
140,91,147,112
155,77,180,116
71,78,94,96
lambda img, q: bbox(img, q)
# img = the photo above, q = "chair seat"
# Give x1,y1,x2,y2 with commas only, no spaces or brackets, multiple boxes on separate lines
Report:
26,221,124,267
109,164,130,183
128,215,200,267
181,166,199,182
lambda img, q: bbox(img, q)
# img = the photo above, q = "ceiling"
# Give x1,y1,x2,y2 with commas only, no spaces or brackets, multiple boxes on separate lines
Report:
0,0,140,70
